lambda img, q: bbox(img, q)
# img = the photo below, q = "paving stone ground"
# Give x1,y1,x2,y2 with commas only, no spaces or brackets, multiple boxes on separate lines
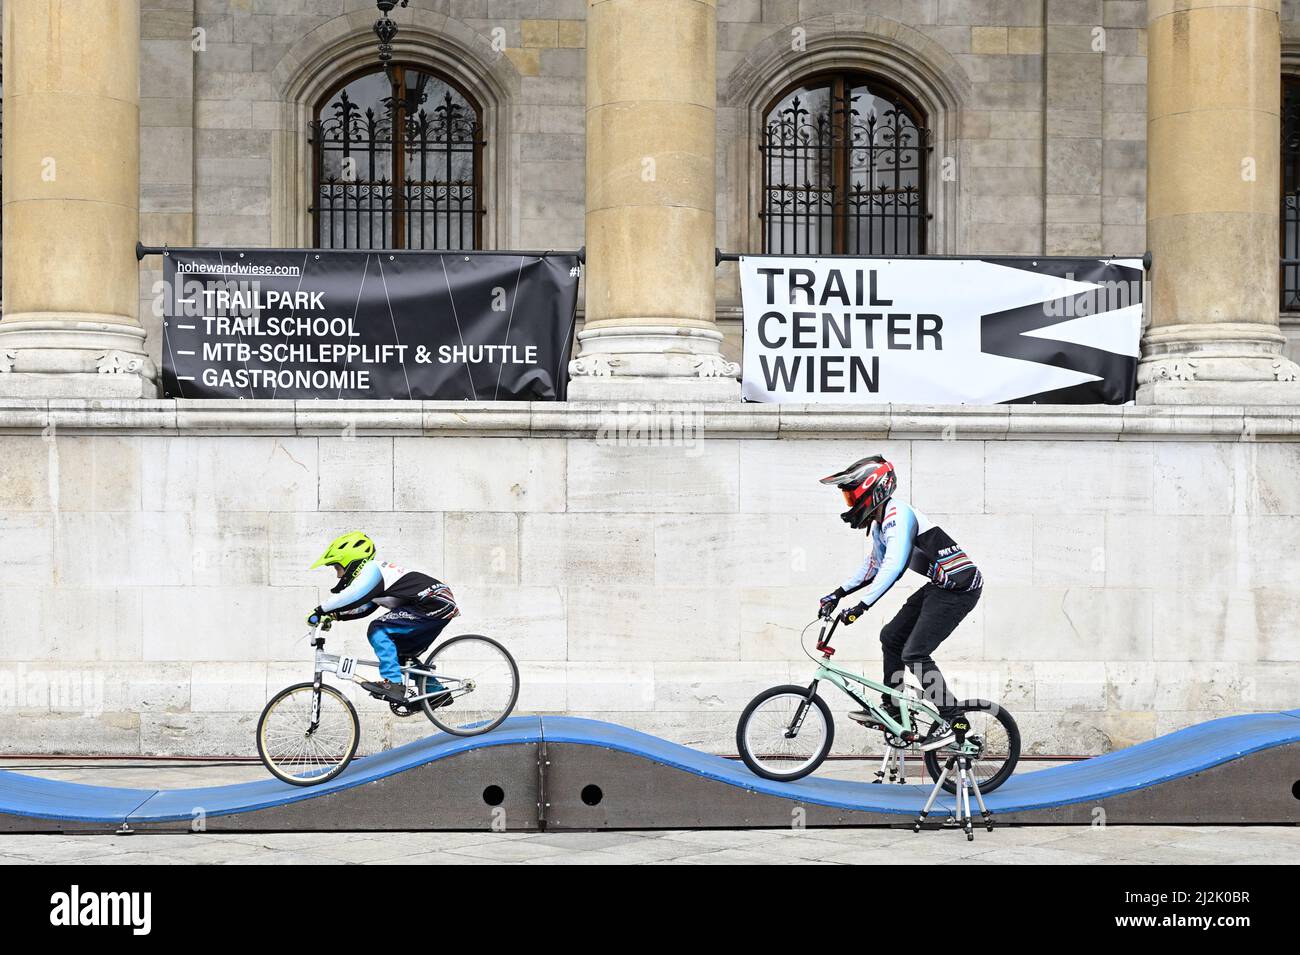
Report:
2,758,1295,865
2,824,1297,866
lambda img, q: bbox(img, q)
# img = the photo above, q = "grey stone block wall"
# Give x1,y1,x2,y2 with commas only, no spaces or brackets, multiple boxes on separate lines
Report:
3,420,1299,757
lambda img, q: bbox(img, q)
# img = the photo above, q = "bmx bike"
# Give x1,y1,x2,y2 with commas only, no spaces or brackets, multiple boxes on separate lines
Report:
256,619,520,786
736,613,1020,838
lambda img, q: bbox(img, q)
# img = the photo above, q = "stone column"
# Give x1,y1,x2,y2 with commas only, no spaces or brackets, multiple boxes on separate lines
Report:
1139,0,1299,402
568,0,739,401
0,0,155,397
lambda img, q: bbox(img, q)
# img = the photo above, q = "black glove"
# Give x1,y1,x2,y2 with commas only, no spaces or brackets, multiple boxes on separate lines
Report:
819,587,846,618
838,602,867,625
306,606,327,627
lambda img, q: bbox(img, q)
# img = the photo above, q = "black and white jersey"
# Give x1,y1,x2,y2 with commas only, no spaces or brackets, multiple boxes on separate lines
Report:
320,560,459,621
840,499,982,607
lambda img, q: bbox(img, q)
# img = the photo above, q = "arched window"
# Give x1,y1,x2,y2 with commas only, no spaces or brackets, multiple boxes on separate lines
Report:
761,72,929,255
1283,75,1300,310
309,64,484,250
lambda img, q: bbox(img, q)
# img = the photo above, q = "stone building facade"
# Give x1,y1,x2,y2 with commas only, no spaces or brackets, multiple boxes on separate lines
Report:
1,1,1299,757
133,0,1160,369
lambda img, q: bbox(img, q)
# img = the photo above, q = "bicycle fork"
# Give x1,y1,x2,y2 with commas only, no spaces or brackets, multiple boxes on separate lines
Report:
784,681,820,739
307,673,323,736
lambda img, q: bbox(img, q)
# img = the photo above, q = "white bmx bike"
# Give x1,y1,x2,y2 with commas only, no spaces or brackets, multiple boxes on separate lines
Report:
256,619,520,785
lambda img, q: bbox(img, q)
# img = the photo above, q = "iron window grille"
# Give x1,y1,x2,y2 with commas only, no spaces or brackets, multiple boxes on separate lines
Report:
309,64,485,251
1282,76,1300,310
760,72,931,256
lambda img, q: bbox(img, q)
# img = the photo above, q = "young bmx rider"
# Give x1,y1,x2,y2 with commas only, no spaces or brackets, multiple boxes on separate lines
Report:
307,532,459,705
817,455,981,750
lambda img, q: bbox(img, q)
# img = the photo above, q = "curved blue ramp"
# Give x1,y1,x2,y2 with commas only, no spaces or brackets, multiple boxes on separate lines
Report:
0,711,1296,832
130,717,543,824
538,711,1300,826
0,772,156,828
0,717,543,831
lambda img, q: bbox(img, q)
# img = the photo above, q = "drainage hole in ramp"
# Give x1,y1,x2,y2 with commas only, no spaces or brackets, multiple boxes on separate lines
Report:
1292,780,1300,800
482,785,505,807
581,784,603,807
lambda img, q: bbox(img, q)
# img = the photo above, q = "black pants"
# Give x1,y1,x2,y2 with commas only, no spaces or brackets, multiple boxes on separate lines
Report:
880,583,980,716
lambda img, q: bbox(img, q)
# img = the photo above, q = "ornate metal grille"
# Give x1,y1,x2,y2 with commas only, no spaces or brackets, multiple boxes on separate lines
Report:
310,65,484,250
1283,77,1300,310
761,74,929,255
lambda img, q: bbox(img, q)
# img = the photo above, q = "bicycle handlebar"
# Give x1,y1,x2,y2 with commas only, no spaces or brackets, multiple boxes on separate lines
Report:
815,614,840,655
299,617,333,646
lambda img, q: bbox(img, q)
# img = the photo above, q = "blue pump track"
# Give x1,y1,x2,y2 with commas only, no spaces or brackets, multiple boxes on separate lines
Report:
2,710,1298,831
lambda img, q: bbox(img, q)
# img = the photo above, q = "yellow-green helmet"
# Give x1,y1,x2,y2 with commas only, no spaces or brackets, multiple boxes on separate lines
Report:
311,531,375,571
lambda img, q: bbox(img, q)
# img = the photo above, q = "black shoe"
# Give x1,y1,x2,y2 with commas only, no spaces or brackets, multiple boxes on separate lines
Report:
921,711,969,752
849,700,902,729
362,679,409,705
919,719,955,751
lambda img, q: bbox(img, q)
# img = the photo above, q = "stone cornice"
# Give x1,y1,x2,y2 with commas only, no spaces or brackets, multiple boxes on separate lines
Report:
0,399,1296,441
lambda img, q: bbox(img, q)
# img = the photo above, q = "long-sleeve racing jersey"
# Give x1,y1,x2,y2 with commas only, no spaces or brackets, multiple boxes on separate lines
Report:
320,560,459,622
840,499,981,608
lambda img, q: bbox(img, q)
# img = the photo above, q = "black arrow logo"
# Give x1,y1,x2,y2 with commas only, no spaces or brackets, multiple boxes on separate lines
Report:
980,259,1142,404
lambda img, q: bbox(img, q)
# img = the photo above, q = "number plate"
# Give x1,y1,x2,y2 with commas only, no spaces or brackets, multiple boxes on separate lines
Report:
336,655,358,680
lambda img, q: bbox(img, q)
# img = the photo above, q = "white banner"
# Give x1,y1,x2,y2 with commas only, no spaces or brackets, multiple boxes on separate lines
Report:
740,256,1144,404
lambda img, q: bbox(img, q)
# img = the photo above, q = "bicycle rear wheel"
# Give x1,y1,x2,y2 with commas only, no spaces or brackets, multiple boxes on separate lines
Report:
922,699,1020,795
257,682,360,786
736,684,835,781
416,634,519,737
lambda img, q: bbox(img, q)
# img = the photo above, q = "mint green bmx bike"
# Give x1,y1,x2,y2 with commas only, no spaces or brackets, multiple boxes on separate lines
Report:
737,612,1021,836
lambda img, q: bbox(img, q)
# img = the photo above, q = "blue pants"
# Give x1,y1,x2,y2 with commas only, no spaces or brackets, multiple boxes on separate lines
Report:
367,608,450,682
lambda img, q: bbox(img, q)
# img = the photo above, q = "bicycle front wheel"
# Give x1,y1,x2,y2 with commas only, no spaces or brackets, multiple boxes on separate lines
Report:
736,685,835,782
257,682,360,786
417,634,519,737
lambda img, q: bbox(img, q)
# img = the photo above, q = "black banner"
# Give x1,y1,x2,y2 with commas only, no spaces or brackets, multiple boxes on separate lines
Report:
160,249,580,400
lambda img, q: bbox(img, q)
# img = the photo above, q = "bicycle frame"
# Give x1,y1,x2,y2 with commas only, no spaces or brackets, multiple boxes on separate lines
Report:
305,623,471,707
803,615,962,746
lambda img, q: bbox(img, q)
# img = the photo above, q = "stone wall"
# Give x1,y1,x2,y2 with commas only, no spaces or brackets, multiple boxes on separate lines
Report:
2,401,1297,757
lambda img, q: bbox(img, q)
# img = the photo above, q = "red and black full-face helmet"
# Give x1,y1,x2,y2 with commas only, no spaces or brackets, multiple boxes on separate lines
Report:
820,455,897,529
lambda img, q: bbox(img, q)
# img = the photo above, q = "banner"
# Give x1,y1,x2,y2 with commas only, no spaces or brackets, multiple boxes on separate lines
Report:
161,249,580,401
740,256,1144,404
